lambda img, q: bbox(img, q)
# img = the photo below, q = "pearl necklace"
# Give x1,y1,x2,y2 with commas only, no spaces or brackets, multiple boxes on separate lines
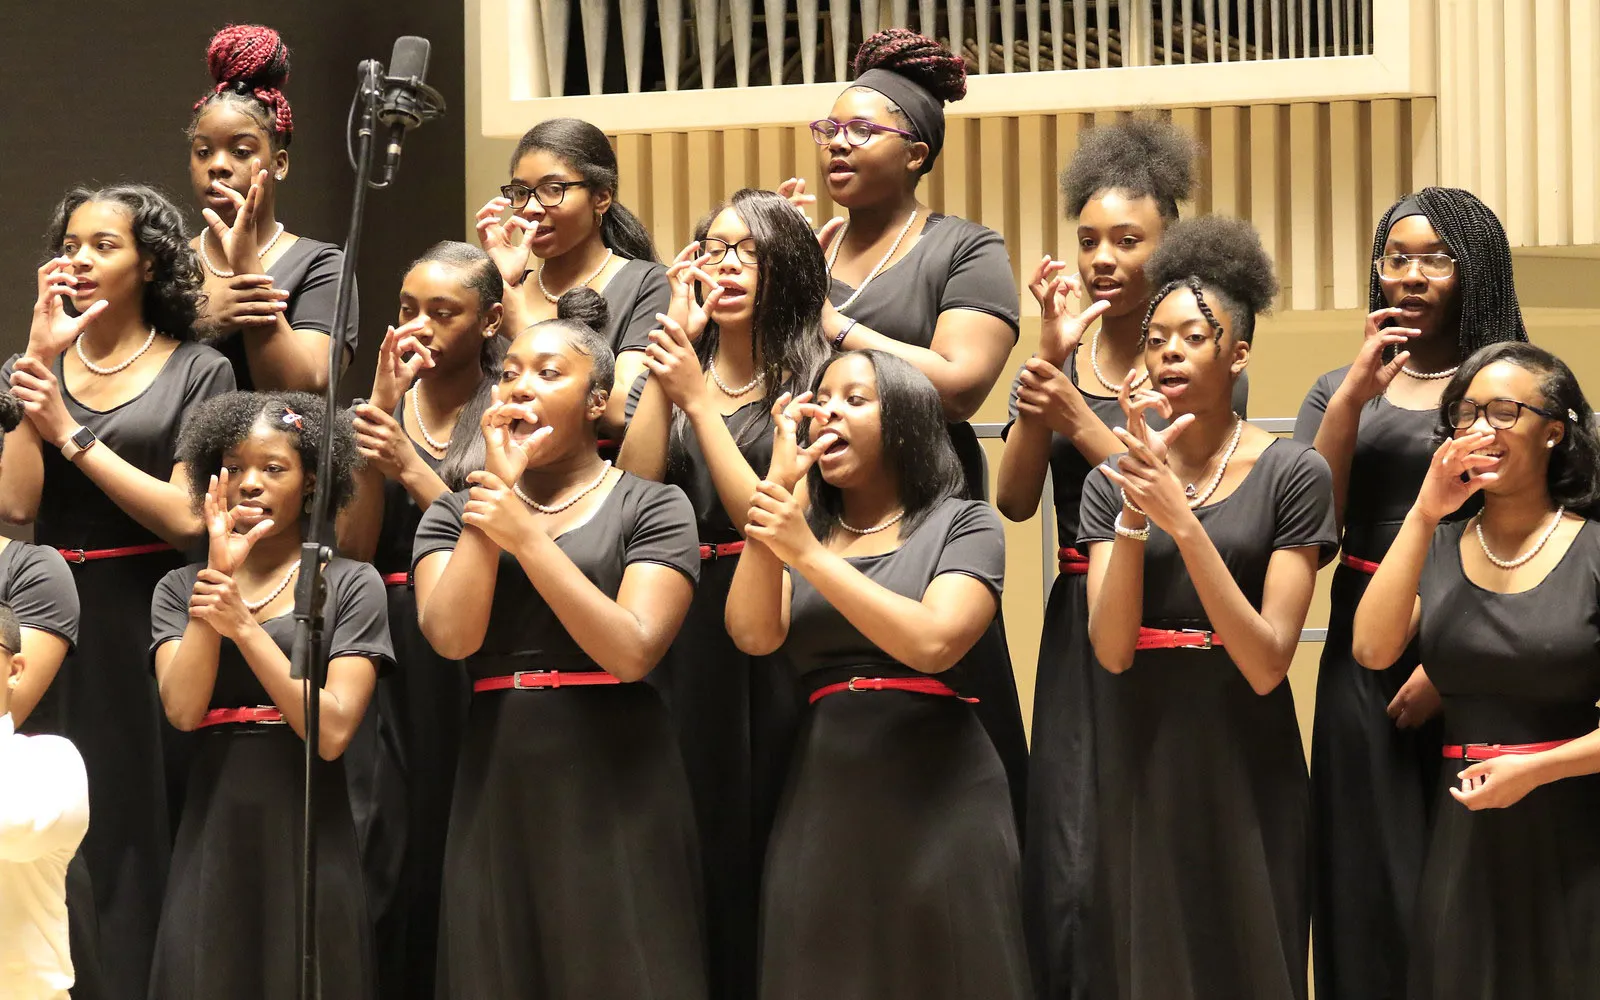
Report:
1474,507,1566,569
200,222,285,279
1183,417,1245,506
1402,364,1459,380
75,327,157,376
537,249,613,304
512,461,612,514
709,357,762,397
409,385,449,453
826,209,920,313
1089,326,1148,393
838,508,905,535
243,563,299,613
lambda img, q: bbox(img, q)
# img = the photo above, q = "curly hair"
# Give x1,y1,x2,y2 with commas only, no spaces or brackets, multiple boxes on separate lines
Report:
176,391,359,517
45,185,206,341
0,391,22,465
510,118,658,263
1143,216,1278,344
1369,187,1527,358
190,24,294,148
852,28,967,103
1062,116,1199,222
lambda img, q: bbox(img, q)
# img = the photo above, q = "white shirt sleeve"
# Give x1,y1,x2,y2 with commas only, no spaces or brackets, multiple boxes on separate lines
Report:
0,733,90,864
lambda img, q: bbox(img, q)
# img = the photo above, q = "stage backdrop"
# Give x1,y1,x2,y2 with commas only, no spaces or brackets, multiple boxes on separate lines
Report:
0,1,466,399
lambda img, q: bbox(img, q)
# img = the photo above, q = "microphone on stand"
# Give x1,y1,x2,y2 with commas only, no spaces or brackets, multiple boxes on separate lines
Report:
375,36,446,186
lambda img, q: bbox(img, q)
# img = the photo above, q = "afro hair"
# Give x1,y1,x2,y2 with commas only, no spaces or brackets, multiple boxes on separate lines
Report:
1144,216,1278,342
176,390,360,517
1061,116,1200,221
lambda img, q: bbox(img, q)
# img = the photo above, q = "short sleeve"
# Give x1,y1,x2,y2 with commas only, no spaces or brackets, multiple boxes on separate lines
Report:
614,263,670,354
286,244,361,361
150,566,198,655
328,561,396,667
412,491,468,569
1000,363,1025,440
5,546,80,648
175,350,238,461
933,500,1006,598
1272,445,1339,558
623,480,700,585
940,224,1020,337
1292,370,1343,444
1076,463,1121,547
623,370,650,423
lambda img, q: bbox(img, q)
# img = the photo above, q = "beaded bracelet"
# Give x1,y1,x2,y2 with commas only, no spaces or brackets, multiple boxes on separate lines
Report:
1114,510,1151,542
1121,490,1147,516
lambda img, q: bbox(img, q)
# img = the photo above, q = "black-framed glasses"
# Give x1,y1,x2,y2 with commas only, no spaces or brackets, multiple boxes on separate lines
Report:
499,180,590,209
701,237,759,266
1377,252,1456,280
809,118,917,147
1447,397,1562,430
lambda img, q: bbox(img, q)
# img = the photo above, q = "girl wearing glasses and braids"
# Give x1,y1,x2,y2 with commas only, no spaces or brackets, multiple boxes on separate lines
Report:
475,118,668,437
1292,187,1528,1000
617,188,829,1000
1082,217,1335,1000
805,27,1029,830
1352,342,1600,998
188,25,360,392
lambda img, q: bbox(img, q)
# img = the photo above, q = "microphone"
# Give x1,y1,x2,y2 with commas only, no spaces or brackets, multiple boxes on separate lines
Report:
375,36,446,183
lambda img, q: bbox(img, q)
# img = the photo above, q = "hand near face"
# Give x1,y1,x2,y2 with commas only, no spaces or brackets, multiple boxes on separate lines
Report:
203,468,276,575
480,400,553,485
199,161,272,275
664,242,718,342
475,196,534,286
1340,306,1420,403
28,258,108,360
369,318,435,412
765,392,836,492
1029,259,1111,365
1098,381,1198,532
1414,431,1499,523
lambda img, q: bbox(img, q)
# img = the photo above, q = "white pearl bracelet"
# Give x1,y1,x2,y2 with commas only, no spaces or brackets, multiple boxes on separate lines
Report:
1114,510,1150,542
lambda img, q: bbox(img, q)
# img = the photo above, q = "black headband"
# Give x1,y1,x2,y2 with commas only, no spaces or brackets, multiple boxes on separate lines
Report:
1386,193,1427,234
853,68,946,172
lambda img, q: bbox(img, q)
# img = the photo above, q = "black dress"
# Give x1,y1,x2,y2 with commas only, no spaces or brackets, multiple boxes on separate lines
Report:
760,497,1030,1000
1294,370,1457,1000
147,558,394,1000
1,539,104,1000
1077,439,1337,1000
2,342,236,1000
215,237,359,391
1409,520,1600,999
829,213,1030,827
357,414,468,1000
1010,361,1248,1000
413,473,708,999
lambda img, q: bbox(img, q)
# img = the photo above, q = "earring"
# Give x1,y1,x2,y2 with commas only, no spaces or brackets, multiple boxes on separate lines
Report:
1547,439,1558,449
276,173,286,181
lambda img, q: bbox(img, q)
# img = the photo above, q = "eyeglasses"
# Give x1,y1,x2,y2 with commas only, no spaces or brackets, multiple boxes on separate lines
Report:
809,118,917,147
499,180,591,210
1446,397,1562,430
1377,252,1456,280
701,237,759,266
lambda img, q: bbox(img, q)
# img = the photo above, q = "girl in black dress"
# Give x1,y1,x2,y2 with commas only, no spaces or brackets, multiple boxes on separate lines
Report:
617,188,829,1000
1353,342,1600,999
339,242,506,1000
1295,188,1528,1000
413,313,705,998
726,350,1029,1000
188,24,359,392
1084,218,1336,999
150,391,390,1000
0,184,235,999
995,117,1217,1000
475,117,668,436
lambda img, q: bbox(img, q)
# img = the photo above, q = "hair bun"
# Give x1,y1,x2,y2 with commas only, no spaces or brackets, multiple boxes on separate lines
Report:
853,28,967,104
1062,116,1200,219
0,391,22,436
1146,216,1278,317
206,24,291,90
555,287,610,333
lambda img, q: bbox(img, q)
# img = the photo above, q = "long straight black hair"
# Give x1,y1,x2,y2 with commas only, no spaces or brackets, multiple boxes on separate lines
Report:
805,350,964,538
511,118,659,264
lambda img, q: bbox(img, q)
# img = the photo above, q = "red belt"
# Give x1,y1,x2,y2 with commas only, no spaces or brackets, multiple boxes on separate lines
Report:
1339,552,1381,575
381,571,409,586
58,542,174,564
809,676,979,705
198,706,285,728
1443,739,1572,761
472,670,622,693
1058,546,1089,575
700,541,744,561
1136,626,1223,650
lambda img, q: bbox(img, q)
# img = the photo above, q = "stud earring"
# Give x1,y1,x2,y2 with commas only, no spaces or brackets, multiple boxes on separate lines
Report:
1547,439,1558,449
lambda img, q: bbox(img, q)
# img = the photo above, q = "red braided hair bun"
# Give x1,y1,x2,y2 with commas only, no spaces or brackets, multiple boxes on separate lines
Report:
195,24,294,144
853,28,967,104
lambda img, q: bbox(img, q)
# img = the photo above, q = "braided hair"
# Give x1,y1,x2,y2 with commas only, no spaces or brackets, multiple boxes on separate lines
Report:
1369,187,1526,356
190,25,294,148
1061,116,1199,222
1142,216,1277,344
852,29,968,103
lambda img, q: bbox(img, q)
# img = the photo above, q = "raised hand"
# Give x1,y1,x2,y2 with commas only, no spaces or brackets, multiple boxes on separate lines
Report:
1097,377,1197,532
745,479,820,565
28,258,108,360
814,216,846,256
474,196,534,285
9,356,77,448
1414,431,1499,523
778,176,818,225
642,312,719,412
480,400,553,485
368,318,435,412
199,161,271,275
765,392,836,491
1030,258,1110,365
462,469,537,550
1339,306,1421,404
203,469,275,575
664,242,718,341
